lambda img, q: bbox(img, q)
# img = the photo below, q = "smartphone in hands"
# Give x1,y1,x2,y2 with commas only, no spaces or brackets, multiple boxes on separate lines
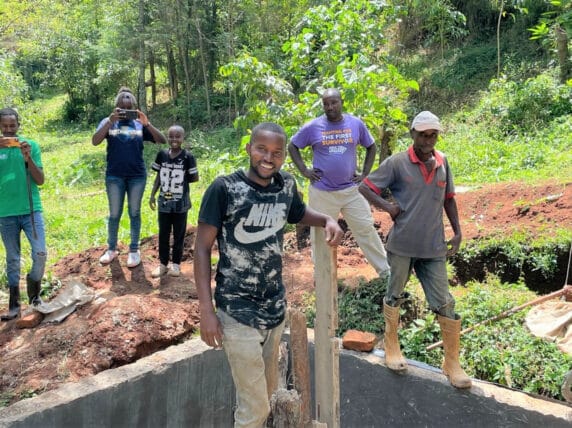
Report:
0,137,20,148
118,109,139,120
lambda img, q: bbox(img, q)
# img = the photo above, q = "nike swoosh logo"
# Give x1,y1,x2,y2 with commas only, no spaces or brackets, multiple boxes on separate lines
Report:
234,218,285,244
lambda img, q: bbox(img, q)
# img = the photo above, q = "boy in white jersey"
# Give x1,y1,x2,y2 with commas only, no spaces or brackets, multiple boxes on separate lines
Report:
149,125,198,277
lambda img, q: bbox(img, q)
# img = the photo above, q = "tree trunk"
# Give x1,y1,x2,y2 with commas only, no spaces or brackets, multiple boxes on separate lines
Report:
194,16,212,123
378,127,393,164
137,0,147,113
208,0,218,84
496,0,504,78
178,42,192,128
148,48,157,108
556,25,571,84
221,0,238,126
176,0,192,128
166,42,178,102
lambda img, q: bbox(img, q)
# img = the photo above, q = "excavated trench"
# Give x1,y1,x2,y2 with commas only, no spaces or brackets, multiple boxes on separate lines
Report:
453,244,571,294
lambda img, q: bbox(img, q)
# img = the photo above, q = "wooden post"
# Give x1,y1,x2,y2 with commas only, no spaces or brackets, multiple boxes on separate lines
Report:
313,227,340,427
289,309,312,426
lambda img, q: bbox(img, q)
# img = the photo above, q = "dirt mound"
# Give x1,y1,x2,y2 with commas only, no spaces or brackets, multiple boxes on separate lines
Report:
0,180,571,407
454,181,571,241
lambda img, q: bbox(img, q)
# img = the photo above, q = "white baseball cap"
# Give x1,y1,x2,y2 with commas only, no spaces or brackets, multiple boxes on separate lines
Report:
411,111,443,132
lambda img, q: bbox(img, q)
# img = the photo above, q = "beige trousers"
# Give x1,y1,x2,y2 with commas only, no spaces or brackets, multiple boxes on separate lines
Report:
219,310,285,428
309,185,389,275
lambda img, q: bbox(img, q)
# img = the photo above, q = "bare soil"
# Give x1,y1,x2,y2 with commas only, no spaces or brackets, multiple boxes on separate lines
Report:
0,180,571,406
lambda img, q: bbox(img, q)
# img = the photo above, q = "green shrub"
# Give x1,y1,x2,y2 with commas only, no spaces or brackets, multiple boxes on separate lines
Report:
403,276,571,400
303,276,426,336
303,277,387,334
336,277,388,335
477,73,572,135
306,271,571,401
456,231,572,281
0,53,28,106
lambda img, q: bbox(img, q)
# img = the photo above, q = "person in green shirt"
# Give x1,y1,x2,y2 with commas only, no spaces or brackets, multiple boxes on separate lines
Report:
0,107,46,321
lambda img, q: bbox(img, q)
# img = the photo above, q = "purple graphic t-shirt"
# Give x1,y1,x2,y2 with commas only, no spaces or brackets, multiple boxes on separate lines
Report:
291,114,374,191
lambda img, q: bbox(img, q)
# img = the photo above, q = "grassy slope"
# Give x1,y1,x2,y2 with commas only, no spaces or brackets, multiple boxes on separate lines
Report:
394,38,572,185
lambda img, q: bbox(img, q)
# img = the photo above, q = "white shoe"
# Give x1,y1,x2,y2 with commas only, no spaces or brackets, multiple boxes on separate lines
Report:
168,264,181,277
151,264,168,278
127,251,141,268
99,250,118,265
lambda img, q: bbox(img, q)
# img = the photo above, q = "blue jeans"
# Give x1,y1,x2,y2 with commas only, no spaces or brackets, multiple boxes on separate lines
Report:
0,212,47,289
386,251,455,318
105,175,146,252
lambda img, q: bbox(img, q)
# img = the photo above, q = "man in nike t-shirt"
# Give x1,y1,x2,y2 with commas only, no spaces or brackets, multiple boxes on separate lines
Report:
194,122,343,428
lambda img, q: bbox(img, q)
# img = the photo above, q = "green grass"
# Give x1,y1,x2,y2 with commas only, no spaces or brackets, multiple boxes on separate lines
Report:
302,271,571,401
405,276,572,400
438,117,572,185
0,94,244,283
392,70,572,185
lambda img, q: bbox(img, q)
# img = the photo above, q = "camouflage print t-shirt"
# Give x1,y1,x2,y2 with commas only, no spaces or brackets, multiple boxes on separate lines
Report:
198,170,306,329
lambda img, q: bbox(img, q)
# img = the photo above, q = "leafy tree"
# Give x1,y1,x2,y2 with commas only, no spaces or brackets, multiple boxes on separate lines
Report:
0,53,27,106
218,0,418,161
529,0,572,82
0,0,137,122
398,0,468,55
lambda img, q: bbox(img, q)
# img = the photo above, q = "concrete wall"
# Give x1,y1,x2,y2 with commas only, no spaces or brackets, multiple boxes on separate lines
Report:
0,340,235,427
1,337,571,427
339,351,572,427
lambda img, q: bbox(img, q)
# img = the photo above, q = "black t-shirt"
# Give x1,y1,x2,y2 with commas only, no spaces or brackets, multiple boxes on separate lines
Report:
198,170,306,329
151,149,198,213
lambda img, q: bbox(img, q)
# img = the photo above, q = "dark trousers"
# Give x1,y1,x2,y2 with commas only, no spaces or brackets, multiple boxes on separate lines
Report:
158,211,188,265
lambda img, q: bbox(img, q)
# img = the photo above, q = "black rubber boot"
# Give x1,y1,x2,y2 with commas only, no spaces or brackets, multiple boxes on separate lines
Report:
1,287,21,321
26,274,42,306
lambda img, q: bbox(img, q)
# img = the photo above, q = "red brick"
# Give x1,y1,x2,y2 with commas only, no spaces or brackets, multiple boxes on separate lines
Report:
16,311,43,329
342,329,378,352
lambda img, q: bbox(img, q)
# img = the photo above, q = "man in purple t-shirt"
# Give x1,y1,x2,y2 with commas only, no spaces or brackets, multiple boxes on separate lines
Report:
288,88,389,277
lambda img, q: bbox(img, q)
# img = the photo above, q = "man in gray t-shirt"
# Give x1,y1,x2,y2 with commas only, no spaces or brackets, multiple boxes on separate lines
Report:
359,111,471,389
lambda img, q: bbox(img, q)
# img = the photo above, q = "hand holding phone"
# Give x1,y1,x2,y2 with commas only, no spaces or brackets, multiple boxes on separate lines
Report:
118,109,139,120
0,137,20,148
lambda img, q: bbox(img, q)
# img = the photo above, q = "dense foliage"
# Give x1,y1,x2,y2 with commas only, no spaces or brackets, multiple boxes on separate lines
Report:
1,0,570,129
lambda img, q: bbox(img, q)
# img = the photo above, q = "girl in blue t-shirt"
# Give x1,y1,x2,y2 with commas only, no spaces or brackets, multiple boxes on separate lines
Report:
92,87,166,268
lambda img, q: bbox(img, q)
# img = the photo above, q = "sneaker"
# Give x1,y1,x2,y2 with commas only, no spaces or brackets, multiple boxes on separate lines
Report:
168,263,181,277
151,264,168,278
127,251,141,268
99,250,118,265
